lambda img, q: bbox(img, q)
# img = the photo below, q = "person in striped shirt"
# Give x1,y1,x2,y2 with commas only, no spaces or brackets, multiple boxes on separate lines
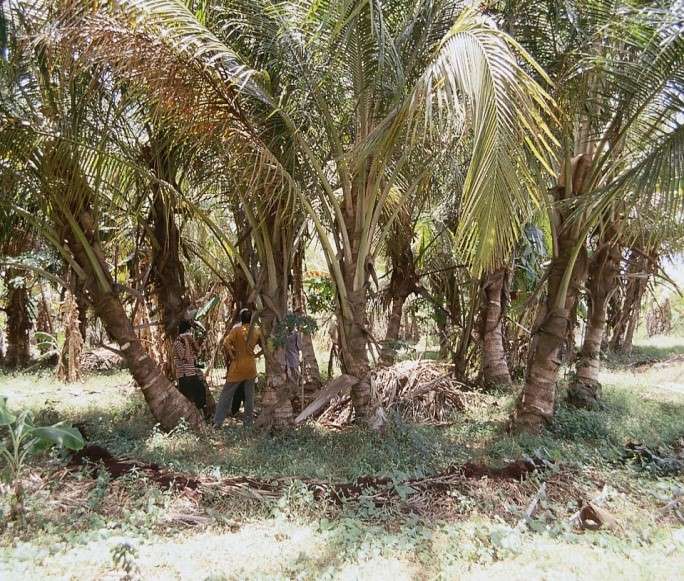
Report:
173,320,207,411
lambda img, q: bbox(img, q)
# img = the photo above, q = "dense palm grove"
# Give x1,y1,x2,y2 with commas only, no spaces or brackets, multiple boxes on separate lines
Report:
1,0,682,435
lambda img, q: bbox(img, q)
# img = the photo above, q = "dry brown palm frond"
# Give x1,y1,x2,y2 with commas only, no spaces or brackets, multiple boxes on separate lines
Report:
56,290,84,383
316,360,492,426
55,11,256,148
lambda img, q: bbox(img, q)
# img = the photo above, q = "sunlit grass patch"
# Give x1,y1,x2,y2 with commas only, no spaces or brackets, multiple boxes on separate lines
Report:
2,336,684,580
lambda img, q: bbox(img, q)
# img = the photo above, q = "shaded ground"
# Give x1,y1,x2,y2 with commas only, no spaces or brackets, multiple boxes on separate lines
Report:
1,336,684,580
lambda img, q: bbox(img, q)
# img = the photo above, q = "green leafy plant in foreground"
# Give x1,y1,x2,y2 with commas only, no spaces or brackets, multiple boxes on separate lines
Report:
0,398,84,524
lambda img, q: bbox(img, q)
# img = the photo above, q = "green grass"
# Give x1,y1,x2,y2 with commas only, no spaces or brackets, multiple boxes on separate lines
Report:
1,335,684,580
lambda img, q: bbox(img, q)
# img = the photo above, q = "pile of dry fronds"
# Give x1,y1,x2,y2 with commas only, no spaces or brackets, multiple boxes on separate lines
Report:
80,347,124,372
318,360,480,427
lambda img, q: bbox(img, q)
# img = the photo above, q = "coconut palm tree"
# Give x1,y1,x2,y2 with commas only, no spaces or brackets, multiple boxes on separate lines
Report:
69,0,555,422
0,0,208,429
504,0,684,430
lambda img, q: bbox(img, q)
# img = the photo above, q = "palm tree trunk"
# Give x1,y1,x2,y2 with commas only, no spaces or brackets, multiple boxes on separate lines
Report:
380,235,417,366
230,204,256,315
480,268,512,388
149,188,190,367
66,208,204,431
339,281,372,421
73,276,88,345
513,155,592,432
35,284,54,355
4,272,32,369
514,239,588,431
568,240,620,408
291,244,321,406
255,293,295,429
436,311,450,360
380,295,406,366
609,249,651,353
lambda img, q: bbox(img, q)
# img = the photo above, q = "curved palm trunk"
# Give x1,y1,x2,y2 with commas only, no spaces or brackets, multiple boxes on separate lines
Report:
568,240,620,408
480,268,512,388
4,273,31,369
59,195,204,430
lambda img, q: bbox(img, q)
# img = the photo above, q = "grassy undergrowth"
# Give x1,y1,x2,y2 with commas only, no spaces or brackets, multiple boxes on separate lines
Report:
1,336,683,580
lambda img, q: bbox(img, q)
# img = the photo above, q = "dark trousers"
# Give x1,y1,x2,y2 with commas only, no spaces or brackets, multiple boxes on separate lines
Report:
214,379,255,428
177,375,207,411
231,383,245,416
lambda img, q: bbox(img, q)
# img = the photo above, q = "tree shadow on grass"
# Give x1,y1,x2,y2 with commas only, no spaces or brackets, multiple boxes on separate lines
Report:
64,399,476,481
604,341,684,369
28,366,684,485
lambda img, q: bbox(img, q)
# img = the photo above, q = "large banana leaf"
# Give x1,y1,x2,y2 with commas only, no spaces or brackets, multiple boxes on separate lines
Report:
31,424,85,451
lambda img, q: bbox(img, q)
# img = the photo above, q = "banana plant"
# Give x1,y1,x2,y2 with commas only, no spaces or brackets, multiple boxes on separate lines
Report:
0,398,84,524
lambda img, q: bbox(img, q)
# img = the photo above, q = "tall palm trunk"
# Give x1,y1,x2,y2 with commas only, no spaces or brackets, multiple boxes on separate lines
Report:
35,284,54,355
256,300,294,429
291,244,321,406
340,284,371,420
380,237,416,366
480,267,512,388
145,140,190,370
4,271,31,369
609,249,651,353
335,180,374,421
65,208,205,431
513,154,591,432
380,295,405,365
568,238,621,408
150,189,189,342
48,144,204,430
229,204,256,315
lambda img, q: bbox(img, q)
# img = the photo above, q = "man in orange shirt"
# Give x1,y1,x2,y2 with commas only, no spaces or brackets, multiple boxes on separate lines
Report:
213,308,262,428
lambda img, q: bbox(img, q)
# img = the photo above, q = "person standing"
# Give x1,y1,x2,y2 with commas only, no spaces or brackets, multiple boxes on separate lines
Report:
173,320,207,411
213,308,262,428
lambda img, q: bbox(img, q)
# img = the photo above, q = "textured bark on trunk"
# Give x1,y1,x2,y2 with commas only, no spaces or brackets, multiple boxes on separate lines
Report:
65,207,204,431
380,236,416,366
436,312,450,360
339,282,372,422
149,186,190,370
609,250,651,353
380,295,406,366
513,154,591,433
255,294,295,429
562,299,579,363
568,239,620,408
230,204,256,314
35,285,53,355
291,244,322,407
454,283,477,383
143,141,216,415
480,268,512,389
4,273,31,369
